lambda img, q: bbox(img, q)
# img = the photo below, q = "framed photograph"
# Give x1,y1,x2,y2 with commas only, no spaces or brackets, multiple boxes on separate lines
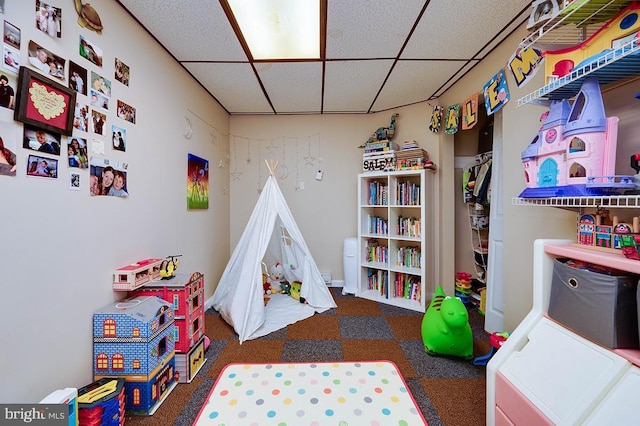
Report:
90,157,128,197
23,123,61,155
3,21,20,50
68,61,87,95
26,154,57,178
27,41,65,81
114,58,130,86
14,66,76,136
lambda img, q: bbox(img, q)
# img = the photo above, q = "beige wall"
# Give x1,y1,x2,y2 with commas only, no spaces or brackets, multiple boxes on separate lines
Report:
2,1,230,402
228,110,442,289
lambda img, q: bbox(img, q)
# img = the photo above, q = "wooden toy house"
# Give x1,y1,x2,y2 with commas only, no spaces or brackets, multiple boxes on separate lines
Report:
112,259,164,291
130,272,206,383
93,295,177,416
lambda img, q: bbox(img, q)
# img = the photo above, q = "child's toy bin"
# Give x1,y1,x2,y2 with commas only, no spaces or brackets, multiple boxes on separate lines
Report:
548,258,639,349
77,378,125,426
39,387,78,426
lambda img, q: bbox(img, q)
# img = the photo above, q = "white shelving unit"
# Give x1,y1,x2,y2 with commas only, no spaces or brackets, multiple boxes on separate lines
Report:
468,203,489,283
357,170,433,312
518,0,639,107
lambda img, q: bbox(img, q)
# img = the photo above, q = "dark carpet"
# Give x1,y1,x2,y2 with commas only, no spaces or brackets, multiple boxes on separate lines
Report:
125,287,491,426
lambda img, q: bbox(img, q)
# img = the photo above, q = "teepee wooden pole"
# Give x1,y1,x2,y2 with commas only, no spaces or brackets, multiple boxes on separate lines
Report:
265,159,278,176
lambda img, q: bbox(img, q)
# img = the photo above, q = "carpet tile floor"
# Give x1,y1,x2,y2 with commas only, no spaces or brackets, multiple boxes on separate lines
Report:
125,287,491,426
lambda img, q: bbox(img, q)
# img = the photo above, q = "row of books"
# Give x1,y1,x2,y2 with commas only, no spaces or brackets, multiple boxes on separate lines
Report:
366,269,388,295
395,181,421,205
366,181,388,205
366,215,388,235
365,239,388,263
364,139,399,153
397,216,421,237
395,246,421,269
393,273,421,301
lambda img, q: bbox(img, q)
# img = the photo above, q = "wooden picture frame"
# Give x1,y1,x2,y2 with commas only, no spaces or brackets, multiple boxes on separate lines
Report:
14,66,76,136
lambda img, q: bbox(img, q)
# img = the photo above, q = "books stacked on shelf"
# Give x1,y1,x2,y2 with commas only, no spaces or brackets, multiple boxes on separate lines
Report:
365,238,388,264
397,216,421,238
396,246,421,268
396,180,421,206
366,214,389,236
366,268,388,295
366,180,388,205
394,273,421,301
395,146,436,171
364,139,399,153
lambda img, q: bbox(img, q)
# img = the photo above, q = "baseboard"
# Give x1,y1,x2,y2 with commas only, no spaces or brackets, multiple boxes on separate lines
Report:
205,294,215,311
329,279,345,287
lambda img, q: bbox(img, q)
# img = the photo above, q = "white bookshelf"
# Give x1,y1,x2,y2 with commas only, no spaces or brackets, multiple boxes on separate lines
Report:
357,169,433,312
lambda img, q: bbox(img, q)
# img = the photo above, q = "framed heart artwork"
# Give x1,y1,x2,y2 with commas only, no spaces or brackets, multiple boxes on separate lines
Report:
14,66,77,136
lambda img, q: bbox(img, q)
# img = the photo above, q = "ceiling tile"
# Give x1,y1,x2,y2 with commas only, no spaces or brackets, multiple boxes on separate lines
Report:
183,63,273,114
323,60,394,113
255,63,323,114
326,0,426,59
119,0,247,61
431,60,480,98
372,60,468,111
402,0,530,59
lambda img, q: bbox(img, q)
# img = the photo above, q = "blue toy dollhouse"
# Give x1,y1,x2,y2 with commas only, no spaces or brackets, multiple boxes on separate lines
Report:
92,295,178,416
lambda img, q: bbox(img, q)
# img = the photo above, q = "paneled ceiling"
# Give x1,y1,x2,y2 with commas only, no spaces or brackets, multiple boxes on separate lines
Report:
117,0,532,115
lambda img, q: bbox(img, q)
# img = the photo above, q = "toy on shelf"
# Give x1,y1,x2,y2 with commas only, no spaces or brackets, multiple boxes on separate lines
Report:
615,219,640,260
113,258,164,291
159,254,182,279
421,285,473,360
519,76,635,198
542,2,640,84
473,331,510,366
93,296,178,415
577,211,640,260
365,113,399,146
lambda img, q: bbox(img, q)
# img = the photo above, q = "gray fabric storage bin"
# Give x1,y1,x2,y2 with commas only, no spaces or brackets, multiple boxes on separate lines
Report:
548,258,639,349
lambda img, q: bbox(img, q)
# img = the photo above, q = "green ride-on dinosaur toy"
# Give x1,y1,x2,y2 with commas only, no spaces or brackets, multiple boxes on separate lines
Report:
421,285,473,360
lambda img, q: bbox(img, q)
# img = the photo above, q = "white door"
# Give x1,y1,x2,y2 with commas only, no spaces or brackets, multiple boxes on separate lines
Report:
485,112,504,333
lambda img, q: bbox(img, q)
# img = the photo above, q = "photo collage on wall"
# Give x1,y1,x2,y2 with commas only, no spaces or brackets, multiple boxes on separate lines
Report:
0,1,136,198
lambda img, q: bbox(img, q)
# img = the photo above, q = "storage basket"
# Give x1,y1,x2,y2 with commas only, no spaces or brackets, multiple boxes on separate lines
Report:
548,258,639,349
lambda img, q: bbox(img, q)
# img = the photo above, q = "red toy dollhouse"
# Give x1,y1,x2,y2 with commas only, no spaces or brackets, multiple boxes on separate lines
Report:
129,272,206,383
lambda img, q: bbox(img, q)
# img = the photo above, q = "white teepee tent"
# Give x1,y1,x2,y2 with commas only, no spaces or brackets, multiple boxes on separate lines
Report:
212,161,337,343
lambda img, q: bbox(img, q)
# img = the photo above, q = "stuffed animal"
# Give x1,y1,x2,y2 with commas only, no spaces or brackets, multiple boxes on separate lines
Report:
290,281,306,303
421,285,473,360
268,262,284,293
280,281,291,295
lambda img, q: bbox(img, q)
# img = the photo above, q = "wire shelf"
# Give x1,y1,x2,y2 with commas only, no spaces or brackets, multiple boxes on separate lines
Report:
512,195,640,208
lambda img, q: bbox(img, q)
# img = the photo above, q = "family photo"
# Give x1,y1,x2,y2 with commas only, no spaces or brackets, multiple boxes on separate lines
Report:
90,157,128,197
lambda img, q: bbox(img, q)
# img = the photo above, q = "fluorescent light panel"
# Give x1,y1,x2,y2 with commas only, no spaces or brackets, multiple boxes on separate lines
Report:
228,0,320,60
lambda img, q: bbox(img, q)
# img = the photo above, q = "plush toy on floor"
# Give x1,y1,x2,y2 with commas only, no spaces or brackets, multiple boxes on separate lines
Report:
421,285,473,360
290,281,306,303
268,262,284,294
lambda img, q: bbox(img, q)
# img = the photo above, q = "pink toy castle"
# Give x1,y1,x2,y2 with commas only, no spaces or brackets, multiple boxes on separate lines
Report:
519,76,634,197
